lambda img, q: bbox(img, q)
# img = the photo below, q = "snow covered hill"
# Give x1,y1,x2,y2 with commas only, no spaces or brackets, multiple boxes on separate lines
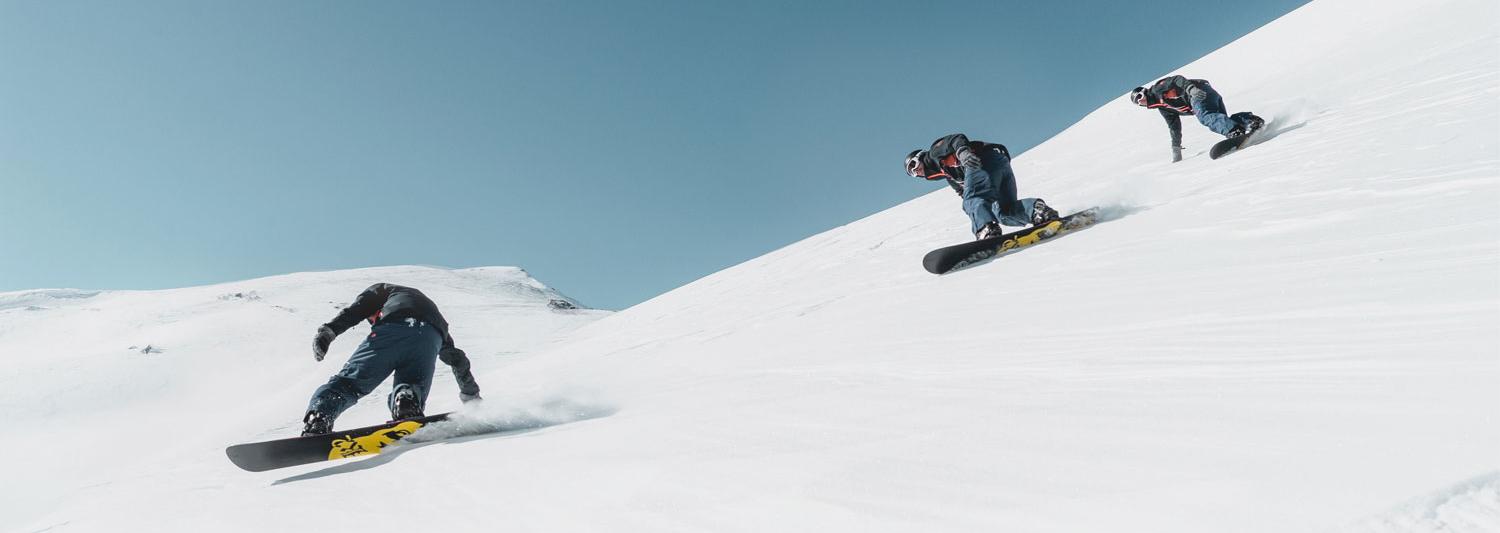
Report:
0,266,609,530
6,0,1498,531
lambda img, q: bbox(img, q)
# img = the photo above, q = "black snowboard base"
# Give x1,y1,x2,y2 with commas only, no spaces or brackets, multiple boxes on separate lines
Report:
1209,134,1253,159
227,412,451,472
1209,119,1269,159
922,208,1100,275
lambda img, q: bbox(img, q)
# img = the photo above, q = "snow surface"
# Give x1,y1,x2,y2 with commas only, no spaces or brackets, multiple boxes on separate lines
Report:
4,0,1498,531
0,266,610,531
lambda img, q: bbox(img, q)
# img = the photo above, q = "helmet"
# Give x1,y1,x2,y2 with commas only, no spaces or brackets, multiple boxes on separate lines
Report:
1130,86,1148,106
904,149,928,178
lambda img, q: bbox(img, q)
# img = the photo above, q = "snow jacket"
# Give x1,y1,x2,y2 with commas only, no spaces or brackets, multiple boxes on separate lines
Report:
915,133,1011,196
322,283,476,388
1139,75,1209,148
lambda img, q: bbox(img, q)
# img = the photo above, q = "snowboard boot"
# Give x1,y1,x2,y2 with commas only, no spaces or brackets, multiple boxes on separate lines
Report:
1244,114,1266,134
389,385,424,421
1228,113,1265,138
301,410,333,437
1030,199,1060,226
976,221,1004,240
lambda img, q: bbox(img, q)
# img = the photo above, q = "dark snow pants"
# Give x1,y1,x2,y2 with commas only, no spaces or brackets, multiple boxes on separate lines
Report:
962,146,1043,234
306,319,442,422
1187,82,1257,137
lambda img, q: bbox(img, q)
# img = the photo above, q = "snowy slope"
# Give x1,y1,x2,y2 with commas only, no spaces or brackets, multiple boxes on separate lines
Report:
7,0,1499,531
0,266,609,530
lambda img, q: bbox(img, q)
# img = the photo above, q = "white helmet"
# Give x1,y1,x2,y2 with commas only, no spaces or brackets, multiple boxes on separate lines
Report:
904,149,928,178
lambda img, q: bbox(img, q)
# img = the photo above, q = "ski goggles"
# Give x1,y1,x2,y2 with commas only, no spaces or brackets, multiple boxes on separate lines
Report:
905,152,926,178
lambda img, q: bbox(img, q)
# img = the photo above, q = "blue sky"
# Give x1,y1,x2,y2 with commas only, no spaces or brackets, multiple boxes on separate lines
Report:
1,0,1309,310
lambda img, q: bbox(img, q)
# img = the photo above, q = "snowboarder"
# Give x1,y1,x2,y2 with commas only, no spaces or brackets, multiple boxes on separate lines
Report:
905,133,1059,240
1130,75,1264,162
302,283,482,436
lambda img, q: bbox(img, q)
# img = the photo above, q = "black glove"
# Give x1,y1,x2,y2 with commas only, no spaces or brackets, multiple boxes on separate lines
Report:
312,325,337,362
1171,145,1183,163
455,370,481,403
956,146,983,170
439,346,482,401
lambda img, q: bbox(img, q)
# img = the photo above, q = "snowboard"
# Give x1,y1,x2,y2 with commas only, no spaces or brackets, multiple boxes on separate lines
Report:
1209,119,1268,159
1209,134,1253,159
922,208,1099,275
227,412,451,472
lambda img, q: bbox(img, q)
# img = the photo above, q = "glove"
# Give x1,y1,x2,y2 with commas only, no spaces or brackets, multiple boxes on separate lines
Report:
1171,145,1183,163
438,346,481,400
454,370,481,399
956,146,983,170
312,325,337,362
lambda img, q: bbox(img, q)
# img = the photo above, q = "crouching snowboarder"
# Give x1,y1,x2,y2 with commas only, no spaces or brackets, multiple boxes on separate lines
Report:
302,283,482,436
1130,75,1264,162
905,133,1059,240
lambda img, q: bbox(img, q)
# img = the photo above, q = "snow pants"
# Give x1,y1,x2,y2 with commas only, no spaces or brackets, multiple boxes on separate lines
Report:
1187,82,1257,137
306,319,442,422
962,145,1044,234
